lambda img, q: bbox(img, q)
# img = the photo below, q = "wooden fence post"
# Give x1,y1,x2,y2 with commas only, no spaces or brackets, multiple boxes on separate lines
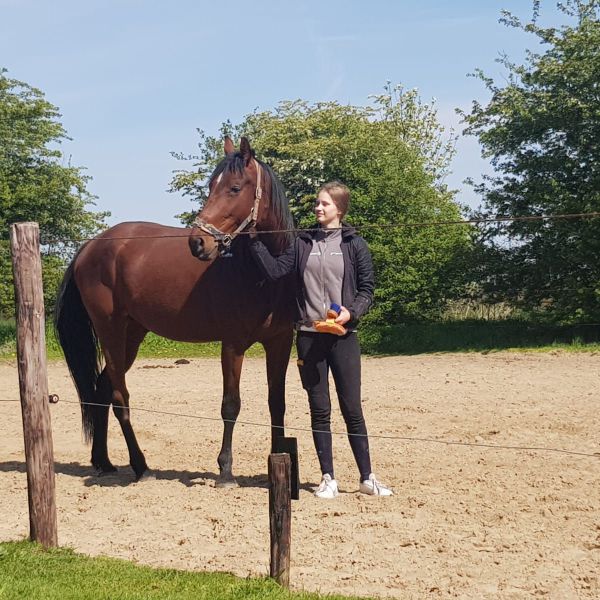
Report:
10,222,57,547
272,436,300,500
268,453,291,587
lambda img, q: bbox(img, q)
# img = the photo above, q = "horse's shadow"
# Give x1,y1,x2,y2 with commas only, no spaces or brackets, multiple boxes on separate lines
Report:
0,460,266,489
0,460,316,492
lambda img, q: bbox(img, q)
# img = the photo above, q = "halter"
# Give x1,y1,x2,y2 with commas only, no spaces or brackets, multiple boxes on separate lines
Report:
192,159,263,253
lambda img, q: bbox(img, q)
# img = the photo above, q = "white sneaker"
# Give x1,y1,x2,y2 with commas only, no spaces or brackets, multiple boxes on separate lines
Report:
315,473,339,499
359,473,393,496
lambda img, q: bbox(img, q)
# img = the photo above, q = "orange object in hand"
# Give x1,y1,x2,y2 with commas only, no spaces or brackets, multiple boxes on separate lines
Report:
313,303,346,336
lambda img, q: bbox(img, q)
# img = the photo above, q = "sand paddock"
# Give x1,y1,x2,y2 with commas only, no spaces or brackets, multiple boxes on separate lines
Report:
1,352,599,598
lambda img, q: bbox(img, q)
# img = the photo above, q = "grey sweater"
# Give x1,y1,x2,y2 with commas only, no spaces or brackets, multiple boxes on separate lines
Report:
299,228,344,332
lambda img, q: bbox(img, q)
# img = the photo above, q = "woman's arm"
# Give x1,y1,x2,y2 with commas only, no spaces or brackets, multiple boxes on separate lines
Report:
249,238,296,282
345,237,375,322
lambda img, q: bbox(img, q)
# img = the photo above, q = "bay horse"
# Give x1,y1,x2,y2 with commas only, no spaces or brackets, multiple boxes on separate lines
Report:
55,137,295,484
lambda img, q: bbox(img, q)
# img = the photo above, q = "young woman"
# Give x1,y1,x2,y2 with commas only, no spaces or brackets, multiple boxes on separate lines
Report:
250,181,393,498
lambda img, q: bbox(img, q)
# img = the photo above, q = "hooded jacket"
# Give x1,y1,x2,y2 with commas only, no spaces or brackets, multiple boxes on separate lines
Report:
249,223,374,329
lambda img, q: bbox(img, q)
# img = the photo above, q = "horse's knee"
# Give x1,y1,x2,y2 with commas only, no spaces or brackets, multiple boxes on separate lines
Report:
221,393,241,421
112,398,130,423
112,405,128,423
110,388,129,416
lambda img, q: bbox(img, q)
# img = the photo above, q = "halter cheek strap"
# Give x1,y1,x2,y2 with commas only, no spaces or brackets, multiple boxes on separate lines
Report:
192,159,263,251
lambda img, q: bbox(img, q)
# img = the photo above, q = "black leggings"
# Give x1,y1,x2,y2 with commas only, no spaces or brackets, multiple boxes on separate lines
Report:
296,331,371,481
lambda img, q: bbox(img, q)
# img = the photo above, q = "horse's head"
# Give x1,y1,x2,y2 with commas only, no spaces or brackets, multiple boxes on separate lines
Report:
189,136,266,261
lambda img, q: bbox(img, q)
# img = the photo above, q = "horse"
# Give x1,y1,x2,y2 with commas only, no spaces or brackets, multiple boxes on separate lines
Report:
55,136,296,485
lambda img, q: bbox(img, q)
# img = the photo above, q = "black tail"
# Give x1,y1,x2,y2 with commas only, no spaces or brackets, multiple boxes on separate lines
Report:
54,250,102,443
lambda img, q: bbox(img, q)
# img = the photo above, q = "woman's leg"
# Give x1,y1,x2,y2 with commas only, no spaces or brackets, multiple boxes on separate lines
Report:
296,332,335,477
329,333,372,481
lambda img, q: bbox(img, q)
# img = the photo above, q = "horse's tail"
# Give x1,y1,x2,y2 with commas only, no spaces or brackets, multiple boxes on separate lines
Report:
54,248,102,444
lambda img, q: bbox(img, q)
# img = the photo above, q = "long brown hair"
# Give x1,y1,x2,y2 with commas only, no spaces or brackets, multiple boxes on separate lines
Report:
319,181,350,219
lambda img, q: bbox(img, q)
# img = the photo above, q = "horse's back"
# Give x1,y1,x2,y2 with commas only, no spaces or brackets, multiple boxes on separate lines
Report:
73,222,290,343
76,221,195,283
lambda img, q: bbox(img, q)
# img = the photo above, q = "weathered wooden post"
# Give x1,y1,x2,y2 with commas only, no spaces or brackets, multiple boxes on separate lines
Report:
272,436,300,500
10,222,58,547
268,453,291,587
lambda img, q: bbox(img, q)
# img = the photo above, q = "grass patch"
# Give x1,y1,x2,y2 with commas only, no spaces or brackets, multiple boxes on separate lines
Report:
2,318,600,361
0,318,16,357
359,320,600,355
134,332,264,360
0,321,253,361
0,540,361,600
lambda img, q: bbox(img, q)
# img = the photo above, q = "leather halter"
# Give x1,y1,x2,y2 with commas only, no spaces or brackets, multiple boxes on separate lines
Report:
192,159,263,253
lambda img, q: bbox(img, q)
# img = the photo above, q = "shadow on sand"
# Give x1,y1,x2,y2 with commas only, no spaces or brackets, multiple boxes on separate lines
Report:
0,460,317,492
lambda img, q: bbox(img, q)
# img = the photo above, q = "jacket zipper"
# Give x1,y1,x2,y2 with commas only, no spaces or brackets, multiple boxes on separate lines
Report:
320,236,327,316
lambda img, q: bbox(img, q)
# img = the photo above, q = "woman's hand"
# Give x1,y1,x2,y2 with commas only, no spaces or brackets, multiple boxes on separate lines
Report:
335,306,351,325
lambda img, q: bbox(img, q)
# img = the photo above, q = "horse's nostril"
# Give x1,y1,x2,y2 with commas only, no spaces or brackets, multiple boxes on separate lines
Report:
192,237,204,257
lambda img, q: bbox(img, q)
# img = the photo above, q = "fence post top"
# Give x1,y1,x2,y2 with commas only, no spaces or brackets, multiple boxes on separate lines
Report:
11,222,39,229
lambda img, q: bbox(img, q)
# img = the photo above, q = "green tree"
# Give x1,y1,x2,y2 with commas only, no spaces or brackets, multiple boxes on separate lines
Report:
170,85,472,323
461,0,600,322
0,69,109,318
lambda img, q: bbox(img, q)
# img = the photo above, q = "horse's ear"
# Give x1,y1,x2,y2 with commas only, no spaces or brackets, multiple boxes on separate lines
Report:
239,137,253,165
224,136,235,155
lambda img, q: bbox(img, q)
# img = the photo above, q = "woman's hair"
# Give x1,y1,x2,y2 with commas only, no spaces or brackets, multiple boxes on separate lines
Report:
318,181,350,219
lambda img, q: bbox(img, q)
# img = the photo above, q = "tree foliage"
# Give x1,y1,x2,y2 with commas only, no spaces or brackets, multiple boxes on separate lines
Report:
170,84,472,323
0,69,109,318
462,0,600,322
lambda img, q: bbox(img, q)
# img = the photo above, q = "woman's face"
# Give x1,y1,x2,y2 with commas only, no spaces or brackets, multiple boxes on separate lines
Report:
315,191,341,228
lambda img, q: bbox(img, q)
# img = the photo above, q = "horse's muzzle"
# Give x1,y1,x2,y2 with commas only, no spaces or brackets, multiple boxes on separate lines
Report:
189,235,220,261
189,236,208,261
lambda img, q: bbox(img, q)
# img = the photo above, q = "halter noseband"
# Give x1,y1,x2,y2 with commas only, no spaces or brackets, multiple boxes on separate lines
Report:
192,159,263,253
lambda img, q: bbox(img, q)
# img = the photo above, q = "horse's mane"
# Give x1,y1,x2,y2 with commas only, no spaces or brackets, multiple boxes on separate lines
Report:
209,153,295,249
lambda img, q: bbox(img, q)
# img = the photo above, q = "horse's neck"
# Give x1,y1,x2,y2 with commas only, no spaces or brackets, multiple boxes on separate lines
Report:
260,216,292,256
263,234,288,256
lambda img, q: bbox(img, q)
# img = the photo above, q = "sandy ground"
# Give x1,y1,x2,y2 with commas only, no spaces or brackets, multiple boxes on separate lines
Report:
1,352,600,599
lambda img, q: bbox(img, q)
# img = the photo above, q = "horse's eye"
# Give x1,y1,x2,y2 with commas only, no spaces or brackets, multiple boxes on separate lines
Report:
231,185,241,193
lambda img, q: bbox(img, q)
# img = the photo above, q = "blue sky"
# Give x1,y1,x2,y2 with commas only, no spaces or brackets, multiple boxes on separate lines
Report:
1,1,562,226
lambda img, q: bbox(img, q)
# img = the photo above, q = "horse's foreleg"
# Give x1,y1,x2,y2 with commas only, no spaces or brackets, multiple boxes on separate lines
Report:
264,328,293,451
217,343,245,488
91,369,117,474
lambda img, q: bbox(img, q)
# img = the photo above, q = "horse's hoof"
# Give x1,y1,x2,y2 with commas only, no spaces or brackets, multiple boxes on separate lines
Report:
136,470,156,482
134,465,154,481
94,463,117,476
215,477,239,489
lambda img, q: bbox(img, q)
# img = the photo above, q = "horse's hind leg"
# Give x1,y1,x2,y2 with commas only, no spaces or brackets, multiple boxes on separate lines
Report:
91,369,117,474
216,342,246,488
99,317,149,480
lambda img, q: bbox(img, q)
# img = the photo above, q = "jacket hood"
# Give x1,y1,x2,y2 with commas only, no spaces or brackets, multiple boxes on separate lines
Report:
298,221,358,241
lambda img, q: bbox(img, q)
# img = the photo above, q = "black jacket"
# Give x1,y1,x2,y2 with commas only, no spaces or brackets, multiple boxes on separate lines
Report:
249,223,374,329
